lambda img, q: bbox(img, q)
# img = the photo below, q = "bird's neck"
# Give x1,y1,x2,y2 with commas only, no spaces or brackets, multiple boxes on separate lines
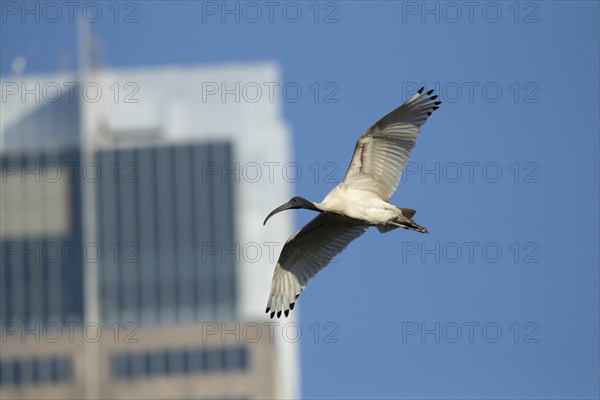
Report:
304,201,323,213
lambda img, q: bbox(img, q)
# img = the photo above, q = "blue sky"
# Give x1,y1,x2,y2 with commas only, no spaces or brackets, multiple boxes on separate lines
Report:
2,1,599,398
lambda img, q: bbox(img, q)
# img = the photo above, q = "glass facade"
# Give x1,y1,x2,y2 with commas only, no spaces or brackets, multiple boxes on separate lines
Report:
0,356,73,387
95,142,237,325
1,150,84,325
1,64,292,399
111,345,248,379
0,141,237,328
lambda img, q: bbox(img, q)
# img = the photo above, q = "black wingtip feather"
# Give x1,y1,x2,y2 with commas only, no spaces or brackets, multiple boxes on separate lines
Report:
430,95,438,100
266,307,270,314
277,311,282,318
434,101,442,105
432,106,439,110
417,87,424,94
270,311,275,319
290,303,295,310
284,310,289,317
426,89,434,95
427,112,432,116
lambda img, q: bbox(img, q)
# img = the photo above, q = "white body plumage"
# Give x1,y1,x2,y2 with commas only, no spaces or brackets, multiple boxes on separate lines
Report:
263,87,441,318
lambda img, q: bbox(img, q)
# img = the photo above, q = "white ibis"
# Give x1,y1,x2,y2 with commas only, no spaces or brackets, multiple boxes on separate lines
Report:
263,87,441,318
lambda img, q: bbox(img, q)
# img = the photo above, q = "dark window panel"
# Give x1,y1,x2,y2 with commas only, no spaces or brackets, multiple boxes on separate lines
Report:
109,346,248,380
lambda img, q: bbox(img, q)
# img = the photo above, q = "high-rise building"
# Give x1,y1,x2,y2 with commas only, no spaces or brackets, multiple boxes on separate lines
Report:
0,62,299,399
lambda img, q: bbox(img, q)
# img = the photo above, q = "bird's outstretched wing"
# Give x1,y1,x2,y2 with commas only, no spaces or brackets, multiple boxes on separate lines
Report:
266,213,367,318
342,88,441,201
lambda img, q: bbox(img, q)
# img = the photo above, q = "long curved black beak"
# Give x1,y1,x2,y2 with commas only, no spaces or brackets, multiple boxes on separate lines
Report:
263,200,295,225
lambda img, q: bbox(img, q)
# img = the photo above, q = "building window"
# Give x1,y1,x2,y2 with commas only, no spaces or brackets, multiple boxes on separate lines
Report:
0,356,72,387
111,346,248,380
97,142,237,326
0,150,84,325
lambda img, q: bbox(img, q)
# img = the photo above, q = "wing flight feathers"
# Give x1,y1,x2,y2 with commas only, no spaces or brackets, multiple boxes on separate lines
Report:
342,88,441,200
265,213,367,318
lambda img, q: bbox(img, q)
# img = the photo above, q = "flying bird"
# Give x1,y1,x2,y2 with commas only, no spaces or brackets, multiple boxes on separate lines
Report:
263,87,441,318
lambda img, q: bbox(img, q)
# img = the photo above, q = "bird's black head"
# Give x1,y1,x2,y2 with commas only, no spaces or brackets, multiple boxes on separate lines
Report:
289,196,305,206
263,196,320,225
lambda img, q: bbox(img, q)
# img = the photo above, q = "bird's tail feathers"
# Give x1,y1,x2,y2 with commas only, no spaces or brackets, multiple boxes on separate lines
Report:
377,211,428,234
393,218,428,234
399,207,417,219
